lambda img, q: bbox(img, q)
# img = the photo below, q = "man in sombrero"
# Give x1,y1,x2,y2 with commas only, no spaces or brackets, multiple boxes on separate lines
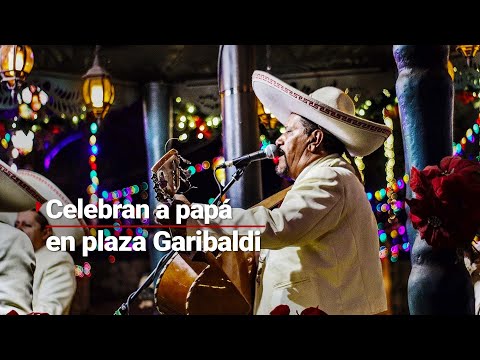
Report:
0,159,46,315
175,70,392,315
13,170,88,315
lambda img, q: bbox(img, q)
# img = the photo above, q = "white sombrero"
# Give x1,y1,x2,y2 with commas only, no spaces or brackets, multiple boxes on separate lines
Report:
17,170,89,245
0,159,46,212
252,70,392,157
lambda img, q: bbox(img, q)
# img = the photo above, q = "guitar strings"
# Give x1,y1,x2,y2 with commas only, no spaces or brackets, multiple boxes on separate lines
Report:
164,137,180,153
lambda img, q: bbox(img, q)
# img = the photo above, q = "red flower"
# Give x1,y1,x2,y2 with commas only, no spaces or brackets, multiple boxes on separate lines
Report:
409,166,437,200
5,310,49,315
433,157,480,212
406,156,480,249
300,306,327,315
270,304,290,315
270,304,327,315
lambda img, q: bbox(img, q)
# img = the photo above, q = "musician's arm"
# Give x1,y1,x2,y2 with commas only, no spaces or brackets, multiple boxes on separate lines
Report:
186,169,345,250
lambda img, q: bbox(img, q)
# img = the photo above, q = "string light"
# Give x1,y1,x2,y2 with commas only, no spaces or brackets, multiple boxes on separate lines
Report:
173,97,221,143
75,262,92,278
353,91,410,263
453,113,480,157
87,121,99,206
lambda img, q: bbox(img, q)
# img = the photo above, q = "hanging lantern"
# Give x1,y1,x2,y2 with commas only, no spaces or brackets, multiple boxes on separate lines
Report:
447,60,455,80
0,45,34,93
456,45,480,67
82,45,114,121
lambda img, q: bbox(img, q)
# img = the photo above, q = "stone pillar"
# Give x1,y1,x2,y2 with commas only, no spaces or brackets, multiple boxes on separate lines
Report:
219,45,263,208
142,82,172,270
394,45,474,314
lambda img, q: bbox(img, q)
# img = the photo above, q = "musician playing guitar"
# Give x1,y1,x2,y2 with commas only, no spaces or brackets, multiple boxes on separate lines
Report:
164,71,391,315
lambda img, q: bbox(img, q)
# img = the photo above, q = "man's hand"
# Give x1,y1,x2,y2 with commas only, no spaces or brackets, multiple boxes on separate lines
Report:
173,194,191,206
154,195,192,237
154,204,173,226
154,195,191,223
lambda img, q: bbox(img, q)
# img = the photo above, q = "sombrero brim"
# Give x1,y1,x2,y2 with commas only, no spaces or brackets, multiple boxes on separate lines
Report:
17,170,89,245
0,159,46,212
252,70,392,157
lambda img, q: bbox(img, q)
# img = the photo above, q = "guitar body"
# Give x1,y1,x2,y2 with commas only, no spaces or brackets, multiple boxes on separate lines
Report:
151,148,290,315
154,251,255,315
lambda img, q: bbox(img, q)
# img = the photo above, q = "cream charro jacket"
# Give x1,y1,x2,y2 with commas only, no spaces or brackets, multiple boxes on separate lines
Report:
0,219,35,315
32,246,76,315
187,154,387,315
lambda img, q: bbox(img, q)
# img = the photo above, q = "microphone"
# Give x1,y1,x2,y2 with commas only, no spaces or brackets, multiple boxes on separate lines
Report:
219,144,280,168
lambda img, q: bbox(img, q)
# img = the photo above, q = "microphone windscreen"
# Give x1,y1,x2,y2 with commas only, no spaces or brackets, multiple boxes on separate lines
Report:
264,144,280,159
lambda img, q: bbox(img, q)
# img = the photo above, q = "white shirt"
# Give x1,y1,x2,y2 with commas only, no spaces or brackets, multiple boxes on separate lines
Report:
187,154,387,315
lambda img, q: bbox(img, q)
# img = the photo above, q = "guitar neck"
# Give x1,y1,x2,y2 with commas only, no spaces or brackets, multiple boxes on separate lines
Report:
250,185,293,210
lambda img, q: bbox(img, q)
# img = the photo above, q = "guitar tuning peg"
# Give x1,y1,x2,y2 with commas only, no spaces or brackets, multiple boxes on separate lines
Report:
178,154,192,165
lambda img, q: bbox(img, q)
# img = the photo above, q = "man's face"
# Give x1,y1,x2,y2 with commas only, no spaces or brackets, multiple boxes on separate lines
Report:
15,210,49,251
274,114,311,180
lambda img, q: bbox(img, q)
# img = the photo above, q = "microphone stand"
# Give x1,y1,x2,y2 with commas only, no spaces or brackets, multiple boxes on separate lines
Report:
212,166,246,206
114,250,175,315
114,165,248,314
